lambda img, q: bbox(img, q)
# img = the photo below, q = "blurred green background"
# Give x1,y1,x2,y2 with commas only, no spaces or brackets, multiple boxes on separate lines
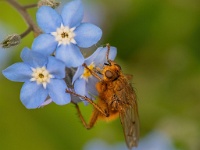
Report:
0,0,200,150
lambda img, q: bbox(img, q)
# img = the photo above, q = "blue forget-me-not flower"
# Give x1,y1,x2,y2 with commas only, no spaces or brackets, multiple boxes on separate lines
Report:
2,48,71,109
72,46,117,103
32,0,102,67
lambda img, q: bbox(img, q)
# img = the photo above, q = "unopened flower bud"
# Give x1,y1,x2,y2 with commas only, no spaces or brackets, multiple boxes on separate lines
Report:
1,34,21,48
38,0,60,8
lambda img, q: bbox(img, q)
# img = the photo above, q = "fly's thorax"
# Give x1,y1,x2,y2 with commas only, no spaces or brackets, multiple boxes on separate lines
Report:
96,81,106,93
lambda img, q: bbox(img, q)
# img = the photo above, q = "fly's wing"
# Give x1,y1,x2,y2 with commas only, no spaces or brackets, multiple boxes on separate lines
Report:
119,101,139,149
119,81,139,149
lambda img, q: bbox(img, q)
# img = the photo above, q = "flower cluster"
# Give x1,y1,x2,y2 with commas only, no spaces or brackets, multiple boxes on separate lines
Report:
2,0,117,109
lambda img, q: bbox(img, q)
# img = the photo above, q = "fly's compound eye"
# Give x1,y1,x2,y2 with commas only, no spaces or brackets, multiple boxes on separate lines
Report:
105,70,113,79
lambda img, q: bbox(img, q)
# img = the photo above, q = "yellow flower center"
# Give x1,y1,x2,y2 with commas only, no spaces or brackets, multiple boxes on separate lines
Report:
38,73,44,78
61,32,69,38
81,62,95,81
30,66,54,89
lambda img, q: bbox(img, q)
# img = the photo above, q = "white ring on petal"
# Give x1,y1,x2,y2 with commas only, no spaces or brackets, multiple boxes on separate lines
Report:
51,24,76,46
30,66,54,89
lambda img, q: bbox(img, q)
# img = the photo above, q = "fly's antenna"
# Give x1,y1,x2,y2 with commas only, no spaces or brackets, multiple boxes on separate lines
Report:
106,43,111,64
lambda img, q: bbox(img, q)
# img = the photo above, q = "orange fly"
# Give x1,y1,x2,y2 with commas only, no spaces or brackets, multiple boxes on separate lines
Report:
66,44,139,149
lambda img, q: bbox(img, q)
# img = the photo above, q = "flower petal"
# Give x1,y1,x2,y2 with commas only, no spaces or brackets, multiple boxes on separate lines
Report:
93,46,117,65
108,46,117,60
36,6,62,33
86,77,98,99
84,47,102,65
47,79,71,105
74,78,86,96
74,78,92,105
72,66,84,83
20,48,47,68
61,0,83,28
2,62,32,82
56,44,84,67
74,23,102,48
20,81,48,109
46,56,65,79
32,34,57,55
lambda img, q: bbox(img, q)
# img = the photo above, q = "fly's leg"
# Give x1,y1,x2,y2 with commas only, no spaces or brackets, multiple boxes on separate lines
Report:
66,89,109,117
93,67,103,75
72,101,89,128
71,101,99,129
88,109,99,128
82,44,111,79
106,43,111,62
82,63,102,81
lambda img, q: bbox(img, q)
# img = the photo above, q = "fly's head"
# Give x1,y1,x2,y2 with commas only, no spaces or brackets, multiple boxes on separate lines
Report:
102,60,122,82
